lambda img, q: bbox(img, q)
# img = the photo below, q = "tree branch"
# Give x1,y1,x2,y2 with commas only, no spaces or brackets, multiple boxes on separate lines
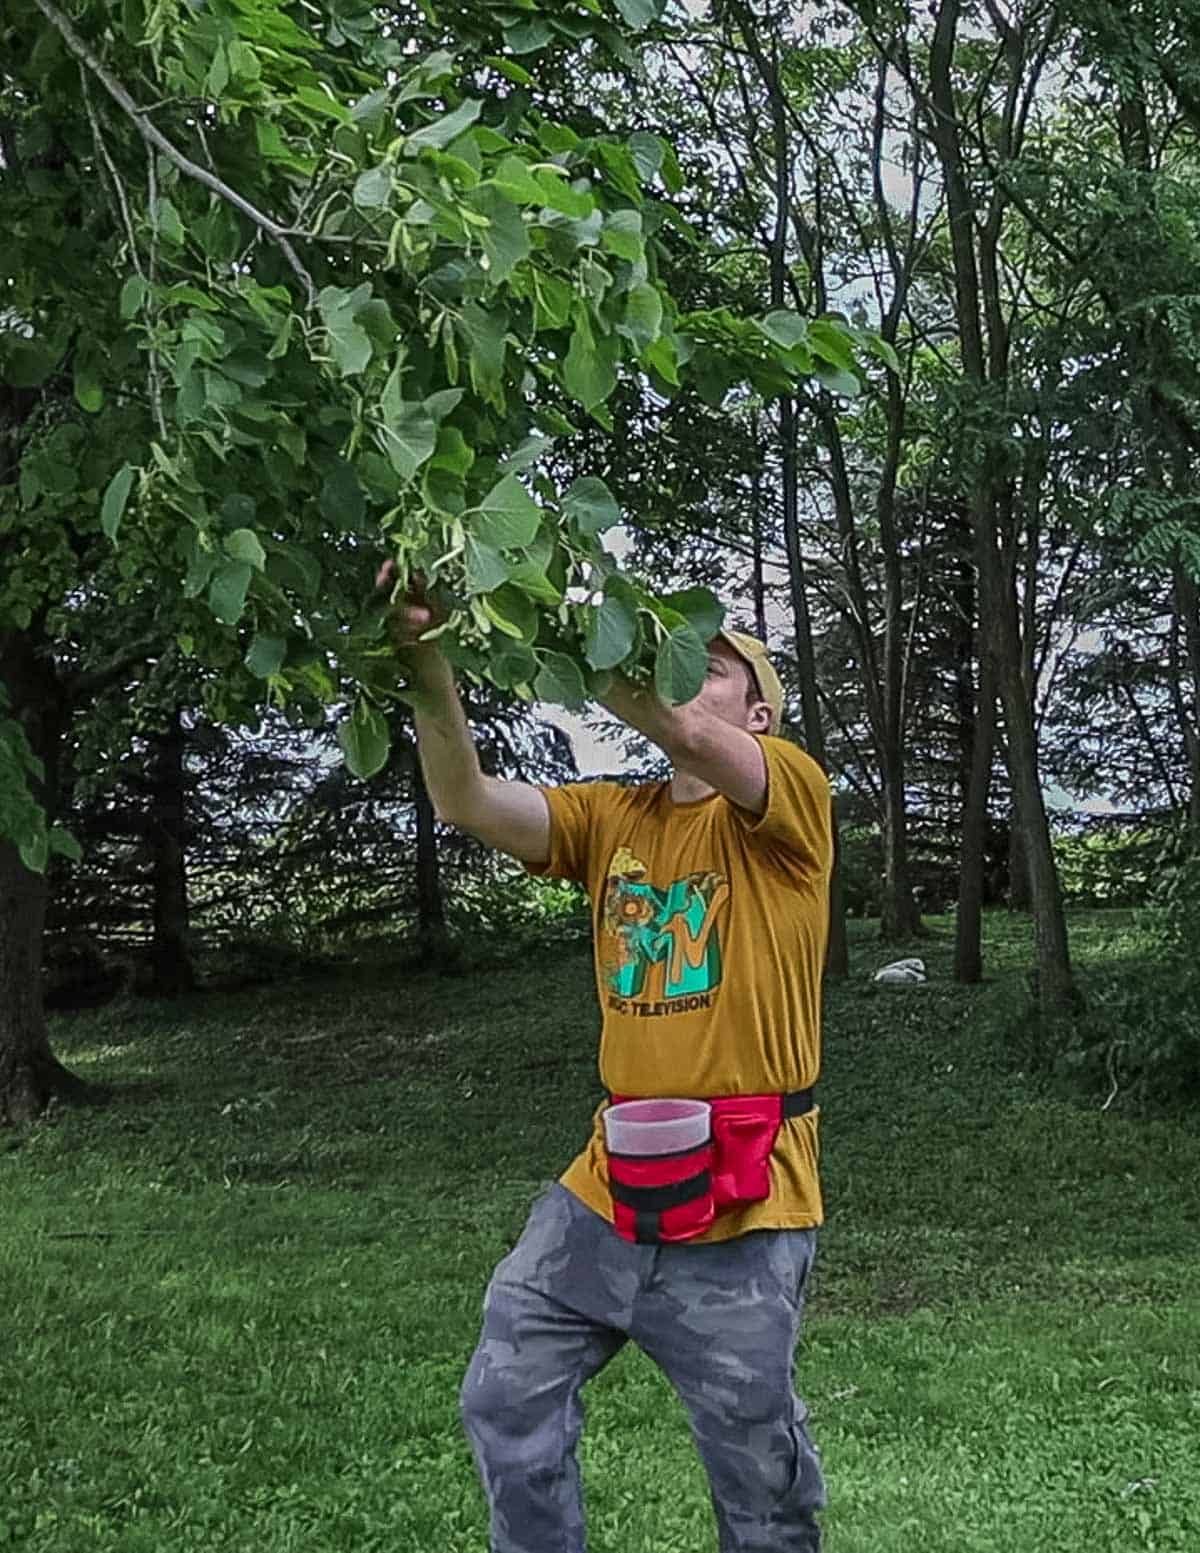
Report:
32,0,317,305
65,637,160,705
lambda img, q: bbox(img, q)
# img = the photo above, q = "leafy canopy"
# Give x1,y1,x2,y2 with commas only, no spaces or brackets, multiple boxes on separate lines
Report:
2,0,867,810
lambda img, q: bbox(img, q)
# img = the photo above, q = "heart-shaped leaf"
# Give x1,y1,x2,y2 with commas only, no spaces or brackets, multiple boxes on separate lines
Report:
661,586,725,644
534,650,588,710
585,593,638,670
563,476,620,536
245,633,286,679
208,560,253,625
474,475,541,548
464,536,509,595
339,699,391,779
654,622,708,705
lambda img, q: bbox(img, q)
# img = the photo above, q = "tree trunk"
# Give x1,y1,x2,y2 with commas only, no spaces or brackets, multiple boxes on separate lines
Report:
928,0,1073,1015
779,396,849,979
0,628,91,1122
1171,564,1200,833
955,651,996,983
981,545,1076,1011
149,707,194,996
749,439,769,644
412,754,456,966
1007,819,1032,910
0,839,54,1123
753,39,848,980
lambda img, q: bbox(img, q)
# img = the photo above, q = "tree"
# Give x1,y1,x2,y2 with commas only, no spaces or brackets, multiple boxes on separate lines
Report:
3,0,866,1119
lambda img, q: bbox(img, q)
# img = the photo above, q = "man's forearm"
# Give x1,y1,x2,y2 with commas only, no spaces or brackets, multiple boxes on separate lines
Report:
405,648,487,825
600,675,697,757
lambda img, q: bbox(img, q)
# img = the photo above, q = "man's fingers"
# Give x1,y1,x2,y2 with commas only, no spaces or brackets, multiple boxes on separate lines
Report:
387,603,435,643
375,558,397,592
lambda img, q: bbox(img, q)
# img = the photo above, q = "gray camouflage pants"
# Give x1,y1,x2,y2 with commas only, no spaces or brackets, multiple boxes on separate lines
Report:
460,1184,824,1553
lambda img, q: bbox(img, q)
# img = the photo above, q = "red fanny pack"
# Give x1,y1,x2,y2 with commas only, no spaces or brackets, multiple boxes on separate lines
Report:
605,1089,814,1245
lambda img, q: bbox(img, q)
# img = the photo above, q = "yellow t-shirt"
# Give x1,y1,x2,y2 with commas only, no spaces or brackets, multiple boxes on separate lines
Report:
532,735,832,1242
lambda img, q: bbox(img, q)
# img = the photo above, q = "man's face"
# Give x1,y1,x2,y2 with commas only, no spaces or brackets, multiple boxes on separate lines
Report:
693,639,771,734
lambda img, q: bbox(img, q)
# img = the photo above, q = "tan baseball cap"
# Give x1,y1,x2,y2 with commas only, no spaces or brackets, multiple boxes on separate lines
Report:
719,630,784,735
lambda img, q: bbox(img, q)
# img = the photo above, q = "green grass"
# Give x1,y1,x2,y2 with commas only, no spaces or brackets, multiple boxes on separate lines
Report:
3,910,1199,1551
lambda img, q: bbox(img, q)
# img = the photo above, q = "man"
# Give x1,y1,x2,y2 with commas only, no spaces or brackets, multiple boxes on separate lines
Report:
381,566,832,1553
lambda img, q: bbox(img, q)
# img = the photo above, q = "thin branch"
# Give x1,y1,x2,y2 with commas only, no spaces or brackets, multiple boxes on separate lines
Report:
82,72,167,439
33,0,317,305
66,636,160,704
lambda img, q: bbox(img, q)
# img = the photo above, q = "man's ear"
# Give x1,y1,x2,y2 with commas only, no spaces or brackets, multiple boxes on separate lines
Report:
747,701,771,734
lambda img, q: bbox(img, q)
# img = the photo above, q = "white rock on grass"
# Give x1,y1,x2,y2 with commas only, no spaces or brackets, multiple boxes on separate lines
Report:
873,958,927,984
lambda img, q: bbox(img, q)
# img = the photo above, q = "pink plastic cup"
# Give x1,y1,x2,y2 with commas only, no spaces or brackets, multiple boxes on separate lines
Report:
602,1098,712,1156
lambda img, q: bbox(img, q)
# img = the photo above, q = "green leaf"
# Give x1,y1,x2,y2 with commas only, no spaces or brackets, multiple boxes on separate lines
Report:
380,403,438,480
47,824,82,864
813,362,861,398
245,633,286,679
628,132,664,182
208,560,253,625
563,314,616,409
267,544,322,600
225,528,266,569
431,425,474,476
471,187,531,282
480,584,537,641
318,284,373,377
504,17,553,52
320,460,366,528
18,830,49,875
594,143,643,202
622,283,662,351
459,301,508,407
601,209,644,263
184,539,216,597
100,464,135,540
507,561,562,603
643,333,680,386
533,171,594,218
758,311,809,351
154,197,185,246
487,640,538,689
613,0,663,26
502,433,551,474
484,55,536,86
532,272,574,330
474,474,541,548
464,536,509,594
119,275,148,319
585,593,638,670
654,622,708,705
563,475,620,536
808,318,859,372
534,650,587,710
489,155,546,205
406,99,482,153
353,165,393,208
864,333,902,373
662,586,725,643
339,700,390,779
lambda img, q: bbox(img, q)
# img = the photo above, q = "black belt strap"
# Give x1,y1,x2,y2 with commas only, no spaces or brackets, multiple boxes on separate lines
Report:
609,1168,713,1213
606,1087,815,1116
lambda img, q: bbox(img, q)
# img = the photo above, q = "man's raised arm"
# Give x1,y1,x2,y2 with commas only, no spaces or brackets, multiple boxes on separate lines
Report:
600,672,769,814
381,565,551,867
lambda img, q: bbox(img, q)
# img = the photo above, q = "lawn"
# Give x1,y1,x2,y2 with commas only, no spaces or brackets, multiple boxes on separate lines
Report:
3,911,1198,1551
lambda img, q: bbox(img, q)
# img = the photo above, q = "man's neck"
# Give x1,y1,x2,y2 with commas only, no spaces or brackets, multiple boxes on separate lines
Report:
669,769,717,805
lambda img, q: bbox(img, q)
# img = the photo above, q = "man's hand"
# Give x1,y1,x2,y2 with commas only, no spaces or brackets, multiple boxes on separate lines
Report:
375,560,442,651
374,559,552,865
